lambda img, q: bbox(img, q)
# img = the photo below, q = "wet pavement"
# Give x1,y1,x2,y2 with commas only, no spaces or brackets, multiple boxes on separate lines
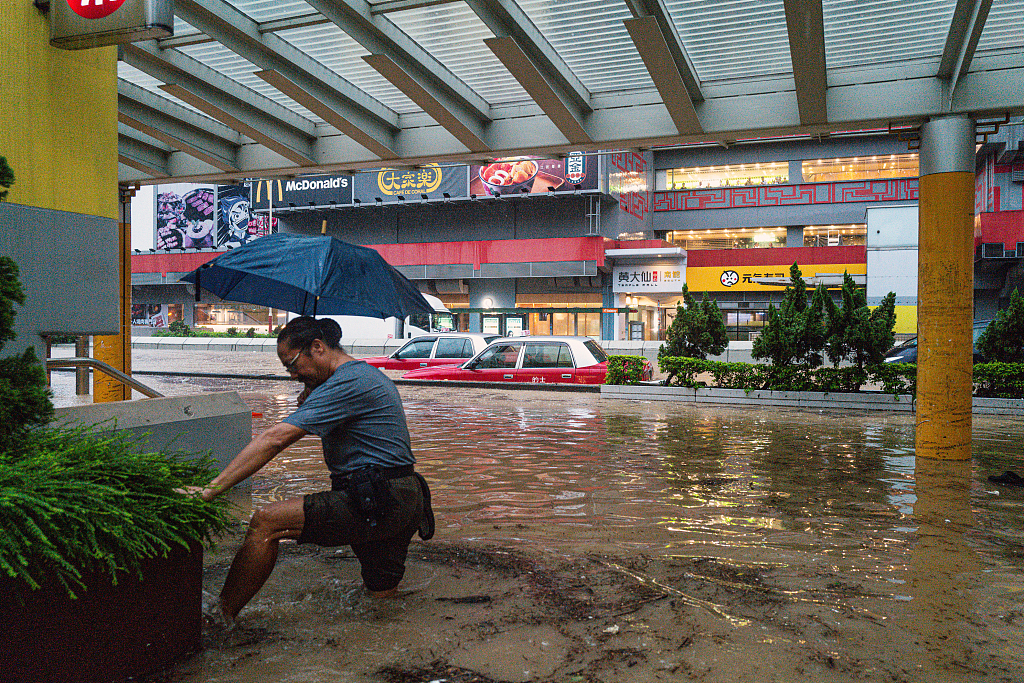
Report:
47,349,1024,682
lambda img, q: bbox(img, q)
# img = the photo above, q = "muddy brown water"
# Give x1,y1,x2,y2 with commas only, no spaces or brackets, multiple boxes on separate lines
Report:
48,351,1024,682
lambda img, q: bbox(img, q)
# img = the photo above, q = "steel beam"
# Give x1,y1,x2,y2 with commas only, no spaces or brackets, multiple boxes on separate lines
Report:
118,136,170,177
623,16,702,134
467,0,592,142
484,36,591,144
159,83,316,165
118,81,240,171
174,0,399,157
782,0,827,125
121,42,317,140
622,0,702,101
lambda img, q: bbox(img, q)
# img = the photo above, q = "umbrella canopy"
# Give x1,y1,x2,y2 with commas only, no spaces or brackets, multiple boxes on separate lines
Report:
180,233,434,319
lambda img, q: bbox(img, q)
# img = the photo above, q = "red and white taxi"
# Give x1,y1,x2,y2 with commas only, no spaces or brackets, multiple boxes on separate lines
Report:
401,336,648,385
362,333,500,371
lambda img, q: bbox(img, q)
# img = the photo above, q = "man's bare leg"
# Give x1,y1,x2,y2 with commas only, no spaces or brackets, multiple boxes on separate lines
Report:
218,498,305,621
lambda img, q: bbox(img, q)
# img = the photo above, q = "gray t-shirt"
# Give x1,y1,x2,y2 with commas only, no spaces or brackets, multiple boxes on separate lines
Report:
283,360,414,481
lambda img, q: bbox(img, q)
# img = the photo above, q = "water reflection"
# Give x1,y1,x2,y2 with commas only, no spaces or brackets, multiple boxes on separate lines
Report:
52,369,1024,676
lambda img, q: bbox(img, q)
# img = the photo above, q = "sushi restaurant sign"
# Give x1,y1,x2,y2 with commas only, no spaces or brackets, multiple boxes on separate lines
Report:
51,0,173,49
613,263,685,292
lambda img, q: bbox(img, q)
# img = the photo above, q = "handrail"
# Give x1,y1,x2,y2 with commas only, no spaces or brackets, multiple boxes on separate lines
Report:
46,358,165,398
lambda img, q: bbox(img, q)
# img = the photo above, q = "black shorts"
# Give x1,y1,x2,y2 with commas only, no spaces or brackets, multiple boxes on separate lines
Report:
297,474,424,592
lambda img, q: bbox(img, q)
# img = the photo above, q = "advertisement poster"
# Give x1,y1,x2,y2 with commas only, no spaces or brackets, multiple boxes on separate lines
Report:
155,184,216,249
217,183,275,247
353,164,468,204
131,303,176,328
469,153,599,196
250,174,353,211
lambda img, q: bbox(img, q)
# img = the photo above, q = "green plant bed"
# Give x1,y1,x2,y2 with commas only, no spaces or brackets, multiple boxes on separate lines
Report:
0,427,231,598
0,427,231,681
659,356,917,396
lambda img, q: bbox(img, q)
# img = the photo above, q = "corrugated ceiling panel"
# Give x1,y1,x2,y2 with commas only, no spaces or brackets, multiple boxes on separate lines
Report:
176,42,322,122
388,2,530,106
823,0,955,69
117,62,214,120
664,0,793,82
976,0,1024,54
516,0,655,93
224,0,316,23
276,23,422,114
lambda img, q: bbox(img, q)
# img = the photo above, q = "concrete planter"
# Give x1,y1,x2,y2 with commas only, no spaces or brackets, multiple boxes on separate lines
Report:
601,385,1024,415
0,543,203,683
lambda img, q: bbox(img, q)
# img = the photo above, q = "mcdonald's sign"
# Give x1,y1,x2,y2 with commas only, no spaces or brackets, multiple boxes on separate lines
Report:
249,174,352,210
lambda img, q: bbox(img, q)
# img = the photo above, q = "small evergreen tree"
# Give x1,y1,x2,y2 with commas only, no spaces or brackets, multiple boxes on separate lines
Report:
659,284,728,360
0,156,13,201
0,257,54,454
977,288,1024,362
752,263,827,366
823,272,897,369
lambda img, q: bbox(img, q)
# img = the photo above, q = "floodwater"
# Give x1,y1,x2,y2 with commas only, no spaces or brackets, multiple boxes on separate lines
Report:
49,351,1024,682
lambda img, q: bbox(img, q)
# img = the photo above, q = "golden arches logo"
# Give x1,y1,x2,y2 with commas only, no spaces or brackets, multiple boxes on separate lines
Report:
253,179,284,203
376,164,443,196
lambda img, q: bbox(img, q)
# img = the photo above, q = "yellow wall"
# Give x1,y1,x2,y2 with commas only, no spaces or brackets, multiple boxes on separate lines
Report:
0,3,118,219
893,305,917,335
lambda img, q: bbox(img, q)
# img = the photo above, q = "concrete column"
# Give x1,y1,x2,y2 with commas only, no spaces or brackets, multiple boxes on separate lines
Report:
916,116,975,460
94,193,132,402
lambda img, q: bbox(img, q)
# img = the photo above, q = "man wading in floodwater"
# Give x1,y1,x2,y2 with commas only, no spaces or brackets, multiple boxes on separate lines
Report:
192,316,434,627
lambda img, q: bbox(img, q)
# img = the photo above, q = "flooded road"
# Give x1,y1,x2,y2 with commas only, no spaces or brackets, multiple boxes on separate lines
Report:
50,352,1024,681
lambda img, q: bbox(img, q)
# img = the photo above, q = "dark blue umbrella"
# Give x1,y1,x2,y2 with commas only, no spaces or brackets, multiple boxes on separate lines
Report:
180,233,434,318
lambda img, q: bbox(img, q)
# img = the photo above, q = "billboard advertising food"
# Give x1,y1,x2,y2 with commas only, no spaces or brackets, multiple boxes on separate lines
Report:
155,184,216,249
353,164,468,204
469,153,599,196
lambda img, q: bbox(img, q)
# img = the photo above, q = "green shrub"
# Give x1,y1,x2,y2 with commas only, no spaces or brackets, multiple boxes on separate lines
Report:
977,289,1024,363
167,320,190,336
605,355,648,385
869,362,917,396
226,327,239,337
0,257,53,454
245,327,256,338
0,427,231,598
0,155,14,201
973,362,1024,398
660,356,915,395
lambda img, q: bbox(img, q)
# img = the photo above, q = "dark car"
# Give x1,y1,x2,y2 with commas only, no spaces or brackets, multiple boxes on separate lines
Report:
883,319,992,364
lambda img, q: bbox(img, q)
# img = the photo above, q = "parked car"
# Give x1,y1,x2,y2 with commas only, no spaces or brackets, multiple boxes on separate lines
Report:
363,333,500,371
883,319,992,364
401,336,652,385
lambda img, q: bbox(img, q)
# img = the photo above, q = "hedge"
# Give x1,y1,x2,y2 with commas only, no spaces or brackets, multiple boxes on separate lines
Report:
605,355,648,385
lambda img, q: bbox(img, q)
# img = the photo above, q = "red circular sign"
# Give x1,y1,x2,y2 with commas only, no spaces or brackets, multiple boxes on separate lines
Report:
66,0,126,20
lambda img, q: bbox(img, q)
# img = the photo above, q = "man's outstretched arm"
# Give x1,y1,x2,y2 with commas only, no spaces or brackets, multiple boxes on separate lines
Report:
200,422,308,501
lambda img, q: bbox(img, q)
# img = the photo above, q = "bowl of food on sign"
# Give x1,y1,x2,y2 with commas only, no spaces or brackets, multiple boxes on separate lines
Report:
479,159,539,195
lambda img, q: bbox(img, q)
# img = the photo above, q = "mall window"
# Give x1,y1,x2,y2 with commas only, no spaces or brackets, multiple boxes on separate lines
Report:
665,227,786,250
803,224,867,247
195,304,268,332
801,154,918,183
724,310,769,342
659,162,789,191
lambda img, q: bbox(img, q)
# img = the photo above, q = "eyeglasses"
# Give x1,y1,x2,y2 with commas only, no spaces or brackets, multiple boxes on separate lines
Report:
283,348,304,372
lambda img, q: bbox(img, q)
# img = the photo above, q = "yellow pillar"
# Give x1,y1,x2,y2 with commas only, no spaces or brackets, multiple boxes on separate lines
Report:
94,191,132,402
916,116,976,460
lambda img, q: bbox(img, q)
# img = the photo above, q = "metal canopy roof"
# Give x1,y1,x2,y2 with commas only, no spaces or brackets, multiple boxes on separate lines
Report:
116,0,1024,184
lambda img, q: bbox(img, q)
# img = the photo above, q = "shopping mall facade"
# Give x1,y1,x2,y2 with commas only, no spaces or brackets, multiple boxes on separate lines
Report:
132,125,1024,342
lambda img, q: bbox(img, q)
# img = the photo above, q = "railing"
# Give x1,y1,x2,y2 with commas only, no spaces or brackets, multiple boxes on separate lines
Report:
46,358,165,398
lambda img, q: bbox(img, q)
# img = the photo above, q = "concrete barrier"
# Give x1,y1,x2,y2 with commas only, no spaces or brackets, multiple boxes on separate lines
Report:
600,384,1024,415
50,391,253,484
